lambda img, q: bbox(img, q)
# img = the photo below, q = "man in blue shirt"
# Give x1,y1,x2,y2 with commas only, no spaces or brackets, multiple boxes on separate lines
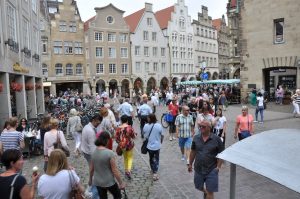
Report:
117,98,134,125
138,94,153,138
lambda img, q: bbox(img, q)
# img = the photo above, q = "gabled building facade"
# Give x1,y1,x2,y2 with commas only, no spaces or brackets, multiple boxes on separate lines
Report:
213,15,230,79
125,3,170,94
156,0,194,90
47,0,87,96
84,4,131,97
192,6,219,80
0,0,44,127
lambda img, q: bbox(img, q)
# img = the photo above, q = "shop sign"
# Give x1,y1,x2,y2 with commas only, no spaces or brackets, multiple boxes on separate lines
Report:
13,62,29,73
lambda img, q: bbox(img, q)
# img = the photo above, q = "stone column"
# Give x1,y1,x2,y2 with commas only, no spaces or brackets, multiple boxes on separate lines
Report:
15,75,27,119
50,83,56,96
35,78,45,114
25,77,37,119
0,73,11,128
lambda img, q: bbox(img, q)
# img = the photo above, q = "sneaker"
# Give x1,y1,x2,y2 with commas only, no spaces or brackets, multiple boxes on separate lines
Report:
181,155,185,161
172,136,177,140
125,172,132,180
169,137,173,141
186,159,190,165
259,121,263,124
253,120,258,123
153,173,159,181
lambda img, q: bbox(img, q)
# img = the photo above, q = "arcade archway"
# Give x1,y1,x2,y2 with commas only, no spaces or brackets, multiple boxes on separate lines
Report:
109,79,118,97
147,77,156,94
121,79,130,97
160,77,169,90
134,78,143,94
212,72,218,80
96,79,105,94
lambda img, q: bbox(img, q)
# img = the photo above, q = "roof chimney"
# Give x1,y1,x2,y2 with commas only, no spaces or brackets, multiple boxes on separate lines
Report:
145,3,153,12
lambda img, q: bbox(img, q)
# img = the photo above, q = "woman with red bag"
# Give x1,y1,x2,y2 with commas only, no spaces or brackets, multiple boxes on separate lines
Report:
115,115,137,180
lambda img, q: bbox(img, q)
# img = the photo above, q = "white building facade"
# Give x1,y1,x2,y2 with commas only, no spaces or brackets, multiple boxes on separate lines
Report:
156,0,194,90
125,3,170,94
192,6,219,80
0,0,44,127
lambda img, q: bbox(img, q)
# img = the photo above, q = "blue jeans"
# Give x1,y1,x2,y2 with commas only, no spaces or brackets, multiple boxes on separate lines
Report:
148,149,160,173
255,106,264,122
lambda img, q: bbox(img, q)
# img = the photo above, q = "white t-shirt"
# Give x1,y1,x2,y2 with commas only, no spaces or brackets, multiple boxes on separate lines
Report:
38,170,80,199
257,96,264,107
214,116,227,130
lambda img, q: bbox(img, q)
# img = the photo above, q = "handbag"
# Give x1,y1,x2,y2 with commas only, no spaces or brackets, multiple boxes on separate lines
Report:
68,170,85,199
53,131,70,157
141,124,155,154
75,117,83,132
116,145,123,156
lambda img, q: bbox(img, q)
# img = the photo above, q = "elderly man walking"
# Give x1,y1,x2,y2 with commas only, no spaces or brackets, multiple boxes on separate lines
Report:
175,105,194,164
188,120,224,199
117,98,134,126
138,94,153,138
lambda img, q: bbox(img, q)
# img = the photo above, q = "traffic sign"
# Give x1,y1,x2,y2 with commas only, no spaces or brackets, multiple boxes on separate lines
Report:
201,73,208,80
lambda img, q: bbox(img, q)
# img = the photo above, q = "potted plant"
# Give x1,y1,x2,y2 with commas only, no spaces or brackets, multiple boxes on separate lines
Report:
11,82,23,92
25,83,34,90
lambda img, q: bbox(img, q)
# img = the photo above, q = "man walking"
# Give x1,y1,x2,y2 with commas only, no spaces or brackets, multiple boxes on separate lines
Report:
175,106,194,164
117,98,134,126
188,120,224,199
138,94,152,138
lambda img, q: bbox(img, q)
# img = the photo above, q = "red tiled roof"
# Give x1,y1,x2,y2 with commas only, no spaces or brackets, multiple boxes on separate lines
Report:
212,18,222,31
155,6,174,30
124,8,145,33
84,16,96,31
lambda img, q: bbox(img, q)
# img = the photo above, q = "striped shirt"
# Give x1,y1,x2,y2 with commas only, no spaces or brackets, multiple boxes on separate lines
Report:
175,114,194,138
0,131,24,151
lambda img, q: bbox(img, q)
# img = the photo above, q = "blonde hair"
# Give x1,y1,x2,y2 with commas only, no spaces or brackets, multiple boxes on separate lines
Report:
9,117,18,128
46,149,69,176
100,107,108,117
242,105,248,111
69,108,78,116
50,118,59,129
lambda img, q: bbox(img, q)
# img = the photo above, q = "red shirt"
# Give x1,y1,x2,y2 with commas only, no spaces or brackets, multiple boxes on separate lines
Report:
168,103,179,116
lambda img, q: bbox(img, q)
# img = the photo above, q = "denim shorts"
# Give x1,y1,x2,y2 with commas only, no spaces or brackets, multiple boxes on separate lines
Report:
178,137,193,149
194,168,219,192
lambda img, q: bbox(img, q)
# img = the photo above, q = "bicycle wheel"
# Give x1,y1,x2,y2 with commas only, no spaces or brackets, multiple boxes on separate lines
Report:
161,114,169,128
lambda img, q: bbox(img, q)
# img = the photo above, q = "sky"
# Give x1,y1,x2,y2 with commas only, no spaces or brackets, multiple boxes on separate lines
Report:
75,0,228,22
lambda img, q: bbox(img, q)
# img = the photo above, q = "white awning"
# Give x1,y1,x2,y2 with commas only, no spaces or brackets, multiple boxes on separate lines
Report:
43,82,51,87
217,129,300,193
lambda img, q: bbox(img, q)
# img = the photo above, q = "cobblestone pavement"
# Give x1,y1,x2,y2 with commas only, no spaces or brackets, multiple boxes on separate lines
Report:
20,102,300,199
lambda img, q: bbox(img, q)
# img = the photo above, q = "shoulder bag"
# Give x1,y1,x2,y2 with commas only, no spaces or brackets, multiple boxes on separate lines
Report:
9,174,20,199
54,131,70,157
75,116,83,132
141,124,155,154
68,170,85,199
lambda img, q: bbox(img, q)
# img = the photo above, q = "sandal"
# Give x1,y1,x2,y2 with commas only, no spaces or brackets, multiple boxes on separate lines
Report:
153,174,159,181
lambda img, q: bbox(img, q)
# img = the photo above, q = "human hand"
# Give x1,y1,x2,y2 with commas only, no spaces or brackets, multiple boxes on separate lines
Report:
119,182,125,190
88,178,92,186
188,165,193,173
31,172,40,185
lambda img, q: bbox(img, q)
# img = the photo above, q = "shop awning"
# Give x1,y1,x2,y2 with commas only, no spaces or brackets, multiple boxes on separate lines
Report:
43,82,52,87
177,79,240,86
217,129,300,195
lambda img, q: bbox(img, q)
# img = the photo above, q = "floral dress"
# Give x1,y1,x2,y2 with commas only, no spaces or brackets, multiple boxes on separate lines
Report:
115,126,136,151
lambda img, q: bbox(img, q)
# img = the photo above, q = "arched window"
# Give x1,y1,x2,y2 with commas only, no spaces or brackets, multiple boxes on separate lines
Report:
42,63,48,76
172,32,177,42
76,63,83,75
179,17,185,28
55,63,63,75
66,63,73,75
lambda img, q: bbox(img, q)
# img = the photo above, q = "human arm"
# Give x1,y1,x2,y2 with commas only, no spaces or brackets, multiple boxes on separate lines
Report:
216,159,223,172
222,121,227,138
234,119,240,139
110,156,125,189
88,161,94,186
59,131,69,150
20,173,39,199
19,133,25,149
188,142,196,172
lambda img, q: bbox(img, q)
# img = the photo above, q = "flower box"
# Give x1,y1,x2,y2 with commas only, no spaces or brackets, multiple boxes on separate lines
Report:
25,83,34,90
11,82,23,92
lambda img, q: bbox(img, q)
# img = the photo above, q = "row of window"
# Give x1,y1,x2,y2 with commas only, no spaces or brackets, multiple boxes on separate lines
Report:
47,63,84,76
172,47,193,59
172,32,193,43
196,27,216,39
93,47,128,58
135,62,167,73
172,64,194,73
196,41,217,53
134,46,166,57
143,31,158,42
53,41,83,55
96,63,128,74
197,56,217,67
94,32,128,43
59,21,77,32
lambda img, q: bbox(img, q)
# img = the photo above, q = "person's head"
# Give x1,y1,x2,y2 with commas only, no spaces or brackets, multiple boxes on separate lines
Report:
241,106,248,116
95,131,111,147
202,101,211,113
69,108,78,116
172,96,177,103
9,117,18,128
147,114,157,124
257,92,262,97
198,120,212,135
100,107,108,117
120,115,128,124
191,97,196,103
46,149,69,176
296,89,300,95
216,108,223,117
142,94,148,102
182,105,190,116
90,114,102,127
19,118,28,126
1,149,24,171
3,120,10,131
40,115,51,129
104,103,111,109
50,118,59,130
124,98,130,103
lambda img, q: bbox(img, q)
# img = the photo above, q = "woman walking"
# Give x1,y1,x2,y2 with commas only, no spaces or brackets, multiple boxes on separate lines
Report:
89,131,125,199
0,149,39,199
254,92,265,123
67,108,82,157
115,115,136,180
291,89,300,117
234,106,254,141
213,108,227,145
38,149,84,198
143,114,164,181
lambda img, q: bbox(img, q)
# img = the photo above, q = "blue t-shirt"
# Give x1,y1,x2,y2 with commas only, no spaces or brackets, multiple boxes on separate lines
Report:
143,123,164,151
